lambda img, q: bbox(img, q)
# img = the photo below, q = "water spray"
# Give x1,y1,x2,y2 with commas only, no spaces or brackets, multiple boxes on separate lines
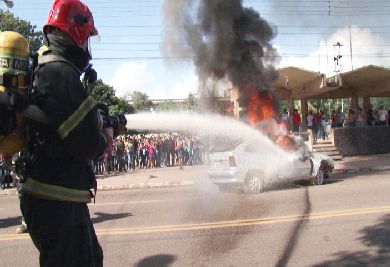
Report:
125,112,295,175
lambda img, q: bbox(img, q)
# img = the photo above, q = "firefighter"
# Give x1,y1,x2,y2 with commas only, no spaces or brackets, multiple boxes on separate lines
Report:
0,31,29,155
12,0,111,266
0,31,30,234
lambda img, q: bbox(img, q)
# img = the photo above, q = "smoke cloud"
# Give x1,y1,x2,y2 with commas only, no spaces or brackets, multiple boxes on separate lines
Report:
161,0,279,96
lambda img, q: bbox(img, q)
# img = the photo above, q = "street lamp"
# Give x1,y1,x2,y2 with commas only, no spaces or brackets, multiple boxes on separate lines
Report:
2,0,13,8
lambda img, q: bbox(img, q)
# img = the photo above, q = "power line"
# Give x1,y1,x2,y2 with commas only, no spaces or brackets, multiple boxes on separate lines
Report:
92,45,390,52
91,54,390,61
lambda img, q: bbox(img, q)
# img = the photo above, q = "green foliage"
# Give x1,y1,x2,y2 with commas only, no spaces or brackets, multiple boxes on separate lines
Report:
110,97,135,115
0,10,44,54
131,91,153,112
182,93,199,111
155,94,200,112
89,79,134,115
89,79,116,104
156,100,178,112
370,97,390,110
308,99,346,115
281,97,390,118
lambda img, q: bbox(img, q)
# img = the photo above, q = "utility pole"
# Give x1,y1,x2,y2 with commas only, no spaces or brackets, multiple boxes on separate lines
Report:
333,42,344,112
326,40,329,75
347,0,354,70
333,42,343,73
318,40,321,73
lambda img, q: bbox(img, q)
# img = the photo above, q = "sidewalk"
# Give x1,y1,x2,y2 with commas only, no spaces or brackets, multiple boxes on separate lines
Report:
1,154,390,195
97,154,390,189
333,153,390,174
95,165,210,191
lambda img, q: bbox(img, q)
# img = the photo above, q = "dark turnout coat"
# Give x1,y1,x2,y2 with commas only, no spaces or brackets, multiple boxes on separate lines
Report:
22,34,107,202
20,34,105,267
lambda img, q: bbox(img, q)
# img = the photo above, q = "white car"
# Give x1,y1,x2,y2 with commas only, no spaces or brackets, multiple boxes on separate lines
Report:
208,141,334,193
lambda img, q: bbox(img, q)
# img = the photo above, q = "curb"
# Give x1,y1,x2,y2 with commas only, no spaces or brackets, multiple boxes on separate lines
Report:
0,188,17,196
0,181,197,196
1,166,389,195
333,166,390,175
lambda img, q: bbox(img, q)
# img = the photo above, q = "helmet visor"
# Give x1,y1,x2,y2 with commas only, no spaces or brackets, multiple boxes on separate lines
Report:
85,34,100,59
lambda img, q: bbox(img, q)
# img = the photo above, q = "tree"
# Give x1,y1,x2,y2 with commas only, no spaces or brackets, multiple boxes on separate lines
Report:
110,97,134,115
183,93,199,112
89,79,134,115
131,91,153,112
88,79,116,104
0,10,44,54
156,100,177,112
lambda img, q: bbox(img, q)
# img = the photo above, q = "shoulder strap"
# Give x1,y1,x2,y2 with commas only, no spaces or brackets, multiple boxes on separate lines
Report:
38,54,82,76
37,45,49,56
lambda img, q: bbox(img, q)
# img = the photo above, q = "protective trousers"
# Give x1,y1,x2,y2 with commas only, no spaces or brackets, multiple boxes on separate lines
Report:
20,192,103,267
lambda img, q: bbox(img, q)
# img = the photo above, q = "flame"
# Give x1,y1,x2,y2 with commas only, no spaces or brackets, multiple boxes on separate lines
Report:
247,92,276,126
275,134,296,151
244,91,297,151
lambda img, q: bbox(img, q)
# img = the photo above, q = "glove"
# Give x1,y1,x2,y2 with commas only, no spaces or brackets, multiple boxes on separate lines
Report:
8,91,29,112
84,65,97,84
96,103,110,131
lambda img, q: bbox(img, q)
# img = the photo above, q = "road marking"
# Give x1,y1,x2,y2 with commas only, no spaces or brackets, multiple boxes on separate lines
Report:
1,206,390,241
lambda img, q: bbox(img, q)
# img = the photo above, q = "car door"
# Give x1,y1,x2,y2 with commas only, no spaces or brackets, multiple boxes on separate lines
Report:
292,156,312,179
277,150,311,180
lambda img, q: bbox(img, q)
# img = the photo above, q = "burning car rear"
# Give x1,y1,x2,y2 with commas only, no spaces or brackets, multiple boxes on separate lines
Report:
208,145,246,185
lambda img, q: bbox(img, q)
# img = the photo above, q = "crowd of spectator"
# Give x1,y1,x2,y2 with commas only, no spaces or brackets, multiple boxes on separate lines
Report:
280,108,330,140
346,105,389,127
280,104,389,141
306,109,329,141
93,134,207,175
0,155,16,189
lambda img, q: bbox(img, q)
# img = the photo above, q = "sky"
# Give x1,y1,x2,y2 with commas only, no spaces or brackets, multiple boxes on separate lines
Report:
4,0,390,100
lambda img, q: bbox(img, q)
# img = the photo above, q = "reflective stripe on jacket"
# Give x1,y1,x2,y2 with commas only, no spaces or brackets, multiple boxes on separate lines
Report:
57,96,95,140
22,178,91,203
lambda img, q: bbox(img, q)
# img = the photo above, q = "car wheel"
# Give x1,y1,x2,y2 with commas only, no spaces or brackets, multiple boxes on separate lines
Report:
324,169,330,179
243,173,263,194
312,166,325,185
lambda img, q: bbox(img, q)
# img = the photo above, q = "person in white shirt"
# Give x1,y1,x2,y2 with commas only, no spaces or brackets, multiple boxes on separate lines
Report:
280,108,289,130
378,106,388,126
307,111,314,129
307,111,315,139
281,108,289,123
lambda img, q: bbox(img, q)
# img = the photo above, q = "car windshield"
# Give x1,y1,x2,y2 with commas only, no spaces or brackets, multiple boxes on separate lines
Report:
208,138,242,152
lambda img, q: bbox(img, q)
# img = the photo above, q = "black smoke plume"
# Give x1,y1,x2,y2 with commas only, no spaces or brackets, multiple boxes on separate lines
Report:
161,0,279,96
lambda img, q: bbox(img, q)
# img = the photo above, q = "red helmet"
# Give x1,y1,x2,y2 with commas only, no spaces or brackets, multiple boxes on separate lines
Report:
44,0,98,47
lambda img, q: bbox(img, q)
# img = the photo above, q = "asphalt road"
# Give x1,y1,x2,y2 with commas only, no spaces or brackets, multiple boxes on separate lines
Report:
0,170,389,266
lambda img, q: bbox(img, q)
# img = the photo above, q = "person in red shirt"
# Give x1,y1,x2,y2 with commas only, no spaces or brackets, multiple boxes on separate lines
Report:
330,110,337,128
292,109,301,132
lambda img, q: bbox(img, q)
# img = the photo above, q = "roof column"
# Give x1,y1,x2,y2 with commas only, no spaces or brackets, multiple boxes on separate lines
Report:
363,96,371,112
351,90,358,109
301,98,308,131
288,94,294,131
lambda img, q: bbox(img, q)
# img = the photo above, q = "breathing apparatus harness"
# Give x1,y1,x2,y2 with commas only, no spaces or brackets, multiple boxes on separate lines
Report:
15,47,77,178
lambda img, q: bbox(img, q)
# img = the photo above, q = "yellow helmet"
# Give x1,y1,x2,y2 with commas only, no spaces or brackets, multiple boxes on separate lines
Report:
0,31,29,155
